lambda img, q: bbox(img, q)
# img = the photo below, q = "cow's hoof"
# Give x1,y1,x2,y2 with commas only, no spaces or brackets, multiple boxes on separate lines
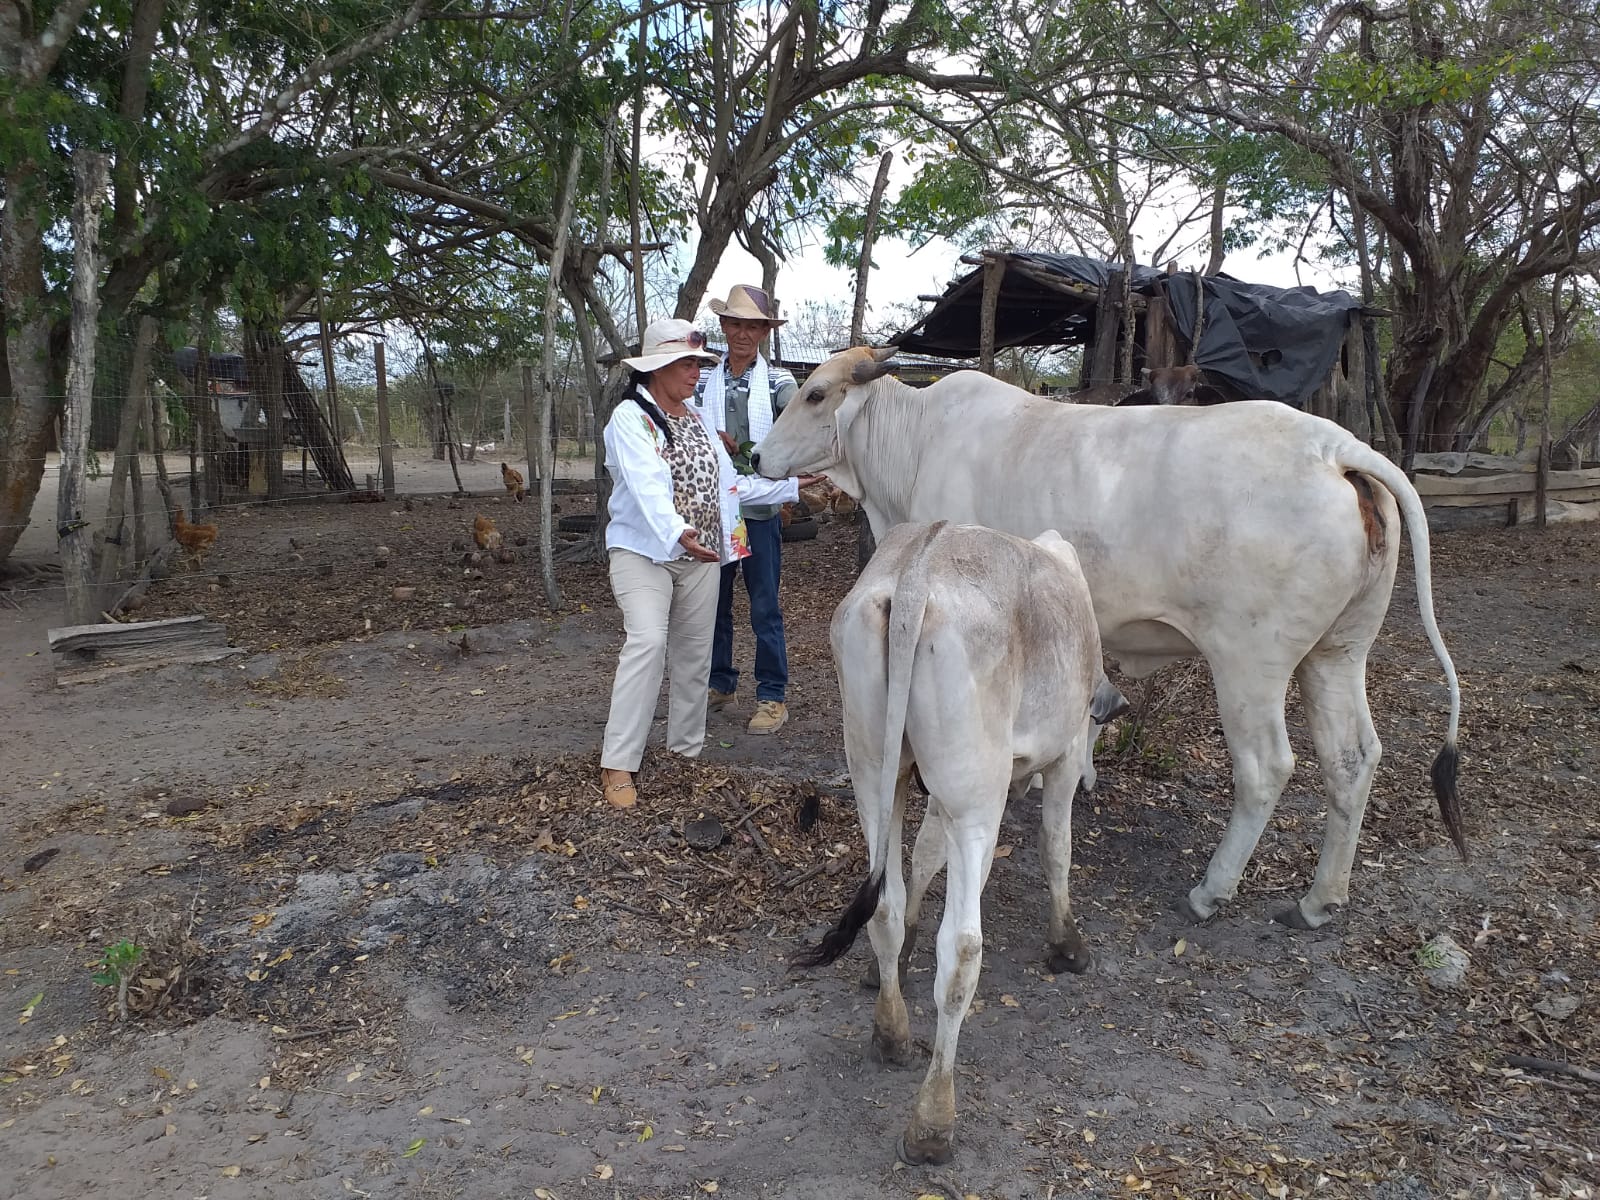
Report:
869,1029,914,1068
1275,900,1337,931
897,1129,954,1166
1046,942,1094,976
1175,892,1217,924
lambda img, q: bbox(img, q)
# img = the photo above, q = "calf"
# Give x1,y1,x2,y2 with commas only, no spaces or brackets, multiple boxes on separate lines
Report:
793,521,1125,1165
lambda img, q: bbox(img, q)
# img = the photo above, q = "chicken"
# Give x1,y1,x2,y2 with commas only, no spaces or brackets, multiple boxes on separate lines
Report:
172,507,218,569
798,479,858,517
473,514,503,552
500,462,526,502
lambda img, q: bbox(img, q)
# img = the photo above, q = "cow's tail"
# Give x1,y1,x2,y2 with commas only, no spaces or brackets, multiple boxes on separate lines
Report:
1338,443,1467,861
791,522,946,971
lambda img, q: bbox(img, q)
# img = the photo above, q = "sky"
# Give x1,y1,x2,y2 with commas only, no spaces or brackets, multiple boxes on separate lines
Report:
690,191,1351,349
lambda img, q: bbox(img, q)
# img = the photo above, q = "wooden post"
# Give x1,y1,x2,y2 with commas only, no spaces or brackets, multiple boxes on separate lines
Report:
149,371,176,527
95,315,157,602
1188,269,1206,363
1145,284,1177,371
1089,271,1122,387
374,339,395,500
851,151,895,347
58,150,110,626
188,319,207,516
262,330,285,500
1535,313,1553,528
978,254,1005,376
1117,259,1136,385
317,289,343,447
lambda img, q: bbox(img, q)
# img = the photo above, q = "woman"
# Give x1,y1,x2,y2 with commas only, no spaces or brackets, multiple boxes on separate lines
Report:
599,318,804,807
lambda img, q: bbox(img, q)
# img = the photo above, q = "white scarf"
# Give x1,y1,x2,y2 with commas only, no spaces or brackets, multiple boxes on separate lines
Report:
698,353,773,444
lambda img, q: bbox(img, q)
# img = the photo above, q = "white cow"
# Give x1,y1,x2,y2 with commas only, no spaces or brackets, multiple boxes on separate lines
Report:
793,521,1126,1165
755,348,1464,931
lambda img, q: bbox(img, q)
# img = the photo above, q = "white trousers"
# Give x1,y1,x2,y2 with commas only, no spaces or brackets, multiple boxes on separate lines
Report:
601,548,721,772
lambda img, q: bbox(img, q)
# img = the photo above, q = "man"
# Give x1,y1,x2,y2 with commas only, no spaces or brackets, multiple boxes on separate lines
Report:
693,284,799,735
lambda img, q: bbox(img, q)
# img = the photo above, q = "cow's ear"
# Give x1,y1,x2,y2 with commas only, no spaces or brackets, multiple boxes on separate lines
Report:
851,348,898,384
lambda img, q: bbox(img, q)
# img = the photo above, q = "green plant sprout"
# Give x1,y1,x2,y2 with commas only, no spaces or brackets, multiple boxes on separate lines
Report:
91,940,146,1021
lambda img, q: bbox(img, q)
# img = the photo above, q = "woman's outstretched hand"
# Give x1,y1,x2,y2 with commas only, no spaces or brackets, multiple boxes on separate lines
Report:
679,529,720,562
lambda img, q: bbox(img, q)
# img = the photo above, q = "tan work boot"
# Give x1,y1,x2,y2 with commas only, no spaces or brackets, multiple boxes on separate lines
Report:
600,768,637,809
748,700,788,735
707,688,735,711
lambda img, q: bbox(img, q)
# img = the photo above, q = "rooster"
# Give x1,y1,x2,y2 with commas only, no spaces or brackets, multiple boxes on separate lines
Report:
172,507,218,570
473,514,503,552
500,462,526,503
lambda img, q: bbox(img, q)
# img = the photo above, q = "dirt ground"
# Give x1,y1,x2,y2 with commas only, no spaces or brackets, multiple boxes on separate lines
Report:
1,489,1597,1200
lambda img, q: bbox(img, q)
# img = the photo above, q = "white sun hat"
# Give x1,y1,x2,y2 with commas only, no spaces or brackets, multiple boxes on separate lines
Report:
621,318,721,372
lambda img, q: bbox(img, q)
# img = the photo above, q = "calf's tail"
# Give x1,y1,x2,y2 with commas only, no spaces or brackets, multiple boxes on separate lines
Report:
1338,443,1467,861
790,522,946,971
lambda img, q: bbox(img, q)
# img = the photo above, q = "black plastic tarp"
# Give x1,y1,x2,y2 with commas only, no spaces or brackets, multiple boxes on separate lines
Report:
1165,275,1360,407
892,252,1361,407
173,346,250,384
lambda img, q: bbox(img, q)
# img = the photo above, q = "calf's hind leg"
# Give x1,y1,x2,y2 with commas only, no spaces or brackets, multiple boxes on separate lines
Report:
899,791,1005,1165
863,797,945,992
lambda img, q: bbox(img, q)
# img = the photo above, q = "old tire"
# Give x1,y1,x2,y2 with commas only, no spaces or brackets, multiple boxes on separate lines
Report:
557,513,596,534
781,517,819,543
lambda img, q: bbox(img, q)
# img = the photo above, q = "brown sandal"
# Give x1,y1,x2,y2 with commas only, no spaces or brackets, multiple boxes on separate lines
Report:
601,768,637,809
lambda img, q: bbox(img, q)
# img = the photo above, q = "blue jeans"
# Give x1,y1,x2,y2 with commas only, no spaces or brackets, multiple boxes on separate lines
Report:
710,515,787,702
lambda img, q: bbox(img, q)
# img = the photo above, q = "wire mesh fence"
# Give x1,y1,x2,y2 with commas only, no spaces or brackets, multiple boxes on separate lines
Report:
1,319,605,616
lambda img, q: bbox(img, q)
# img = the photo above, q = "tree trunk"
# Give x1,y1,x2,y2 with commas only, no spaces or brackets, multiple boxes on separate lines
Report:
629,11,648,337
851,151,895,347
58,150,110,625
0,149,57,568
537,142,584,610
1205,179,1228,276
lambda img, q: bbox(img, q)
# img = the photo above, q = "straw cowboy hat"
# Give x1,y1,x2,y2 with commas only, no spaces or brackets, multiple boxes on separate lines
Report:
621,318,721,372
707,284,788,326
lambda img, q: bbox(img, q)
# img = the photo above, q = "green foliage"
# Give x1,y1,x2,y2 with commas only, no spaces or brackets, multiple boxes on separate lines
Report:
90,940,145,989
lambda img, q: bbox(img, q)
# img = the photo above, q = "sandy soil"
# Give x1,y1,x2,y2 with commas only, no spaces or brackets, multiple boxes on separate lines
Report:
1,494,1596,1200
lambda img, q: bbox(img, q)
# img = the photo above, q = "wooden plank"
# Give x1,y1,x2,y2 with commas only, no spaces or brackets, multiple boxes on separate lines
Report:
48,614,240,683
1412,451,1535,475
1413,467,1600,497
1422,484,1600,509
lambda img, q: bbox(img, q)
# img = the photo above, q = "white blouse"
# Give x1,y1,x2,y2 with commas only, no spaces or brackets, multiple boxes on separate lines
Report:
603,387,799,565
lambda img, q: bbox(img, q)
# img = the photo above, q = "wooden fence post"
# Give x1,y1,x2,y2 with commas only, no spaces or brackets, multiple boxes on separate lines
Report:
375,338,395,499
